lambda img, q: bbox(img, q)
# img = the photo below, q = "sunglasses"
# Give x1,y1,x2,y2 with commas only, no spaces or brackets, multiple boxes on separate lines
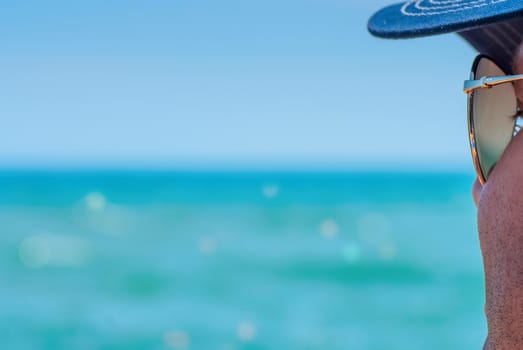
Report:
464,55,523,184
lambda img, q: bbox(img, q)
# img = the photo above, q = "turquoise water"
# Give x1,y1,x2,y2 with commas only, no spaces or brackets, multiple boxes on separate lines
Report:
0,171,484,349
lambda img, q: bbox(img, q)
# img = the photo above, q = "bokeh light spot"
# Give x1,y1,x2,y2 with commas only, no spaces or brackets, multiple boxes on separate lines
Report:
19,234,91,268
236,321,256,342
342,243,361,263
262,185,279,199
164,330,190,349
85,192,107,211
198,237,217,255
320,219,339,238
379,242,397,261
19,235,51,268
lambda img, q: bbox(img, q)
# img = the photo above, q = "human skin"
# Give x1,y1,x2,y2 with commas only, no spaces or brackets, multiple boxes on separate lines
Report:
474,44,523,350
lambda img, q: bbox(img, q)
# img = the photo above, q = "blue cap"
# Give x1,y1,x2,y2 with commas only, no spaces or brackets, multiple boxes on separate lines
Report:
368,1,523,38
368,1,523,73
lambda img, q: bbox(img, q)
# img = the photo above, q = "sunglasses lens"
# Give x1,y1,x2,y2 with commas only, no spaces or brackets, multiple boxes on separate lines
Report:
471,57,517,180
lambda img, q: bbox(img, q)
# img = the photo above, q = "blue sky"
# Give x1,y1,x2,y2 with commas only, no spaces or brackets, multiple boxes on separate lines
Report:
0,0,477,170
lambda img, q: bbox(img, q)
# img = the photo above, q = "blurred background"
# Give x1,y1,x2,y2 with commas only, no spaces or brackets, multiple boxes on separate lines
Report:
0,0,484,349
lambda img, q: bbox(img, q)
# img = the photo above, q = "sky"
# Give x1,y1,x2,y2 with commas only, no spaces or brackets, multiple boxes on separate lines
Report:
0,0,477,170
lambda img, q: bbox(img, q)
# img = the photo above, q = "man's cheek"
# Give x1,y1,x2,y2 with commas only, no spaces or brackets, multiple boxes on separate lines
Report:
485,130,523,188
477,131,523,243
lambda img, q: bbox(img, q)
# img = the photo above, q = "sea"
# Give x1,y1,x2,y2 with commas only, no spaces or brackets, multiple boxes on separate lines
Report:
0,170,485,350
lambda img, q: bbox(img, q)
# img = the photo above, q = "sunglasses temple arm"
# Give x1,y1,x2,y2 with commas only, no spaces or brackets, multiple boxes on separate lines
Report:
484,74,523,86
464,74,523,93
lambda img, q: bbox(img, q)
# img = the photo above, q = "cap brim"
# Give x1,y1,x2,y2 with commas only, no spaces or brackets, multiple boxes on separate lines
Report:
368,1,523,74
368,1,523,39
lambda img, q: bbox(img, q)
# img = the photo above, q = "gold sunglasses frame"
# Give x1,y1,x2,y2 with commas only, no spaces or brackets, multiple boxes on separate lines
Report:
463,55,523,185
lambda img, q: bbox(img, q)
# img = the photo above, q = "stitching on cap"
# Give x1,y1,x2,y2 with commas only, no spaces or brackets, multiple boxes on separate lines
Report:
428,0,476,5
418,0,487,10
401,0,508,16
428,1,470,5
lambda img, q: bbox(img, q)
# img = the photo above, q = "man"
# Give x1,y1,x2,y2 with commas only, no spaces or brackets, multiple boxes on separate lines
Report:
368,2,523,349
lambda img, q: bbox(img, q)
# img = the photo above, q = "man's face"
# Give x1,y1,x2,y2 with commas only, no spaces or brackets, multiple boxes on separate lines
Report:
470,44,523,345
